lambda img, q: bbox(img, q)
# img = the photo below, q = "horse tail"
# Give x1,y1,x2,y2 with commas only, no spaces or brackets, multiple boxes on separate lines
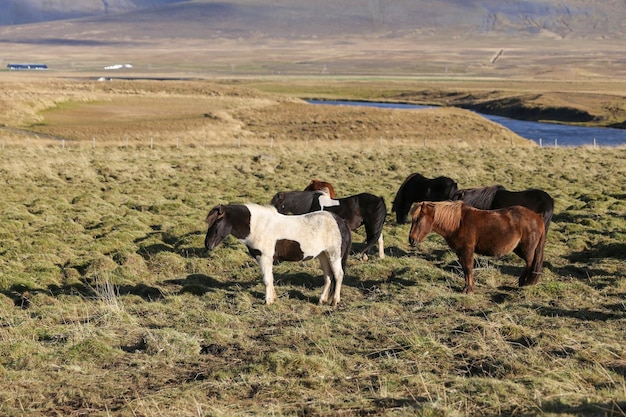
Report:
527,224,546,286
542,194,555,234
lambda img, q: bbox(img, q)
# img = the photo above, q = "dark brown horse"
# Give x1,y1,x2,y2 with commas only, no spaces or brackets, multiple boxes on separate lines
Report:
271,190,386,260
408,201,546,294
304,179,336,199
452,185,554,233
392,173,458,224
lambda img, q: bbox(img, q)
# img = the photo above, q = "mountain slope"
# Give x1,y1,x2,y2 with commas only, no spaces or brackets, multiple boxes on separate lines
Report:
0,0,624,40
0,0,185,25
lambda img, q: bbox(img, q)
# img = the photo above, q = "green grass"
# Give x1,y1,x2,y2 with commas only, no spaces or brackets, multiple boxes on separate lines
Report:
0,143,625,416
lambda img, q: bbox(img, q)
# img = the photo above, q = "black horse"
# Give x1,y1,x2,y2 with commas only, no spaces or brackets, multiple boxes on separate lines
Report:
392,173,458,224
271,190,387,259
452,185,554,232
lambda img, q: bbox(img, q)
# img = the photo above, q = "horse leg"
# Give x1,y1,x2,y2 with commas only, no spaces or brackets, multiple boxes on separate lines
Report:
317,253,333,305
519,263,532,287
257,255,277,305
459,251,475,294
378,234,385,259
515,230,544,287
525,233,545,286
329,255,344,307
514,246,532,286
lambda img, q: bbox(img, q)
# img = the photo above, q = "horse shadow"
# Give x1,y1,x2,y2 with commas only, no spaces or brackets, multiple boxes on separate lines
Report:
553,255,625,291
404,243,450,262
382,245,412,258
538,305,625,321
273,271,356,303
135,230,207,260
542,400,626,417
162,273,257,297
356,267,420,294
1,279,168,309
164,271,353,305
567,242,626,262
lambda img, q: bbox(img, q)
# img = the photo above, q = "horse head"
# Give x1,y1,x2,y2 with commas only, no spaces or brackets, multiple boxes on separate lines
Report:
451,189,465,201
204,204,231,251
270,192,288,213
408,202,435,246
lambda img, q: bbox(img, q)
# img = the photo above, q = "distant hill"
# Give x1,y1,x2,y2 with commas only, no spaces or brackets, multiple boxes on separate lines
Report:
0,0,185,26
0,0,624,40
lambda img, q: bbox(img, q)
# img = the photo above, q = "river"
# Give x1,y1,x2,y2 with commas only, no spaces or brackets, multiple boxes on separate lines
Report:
306,100,626,148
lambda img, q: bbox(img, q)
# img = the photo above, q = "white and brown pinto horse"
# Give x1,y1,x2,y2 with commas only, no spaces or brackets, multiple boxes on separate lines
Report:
204,203,351,306
409,201,546,294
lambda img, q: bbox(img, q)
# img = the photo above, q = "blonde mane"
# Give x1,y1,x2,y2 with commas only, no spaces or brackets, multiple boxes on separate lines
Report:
430,201,463,233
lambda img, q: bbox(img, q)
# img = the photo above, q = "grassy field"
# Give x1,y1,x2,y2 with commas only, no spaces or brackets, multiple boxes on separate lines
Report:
0,137,625,416
1,3,625,413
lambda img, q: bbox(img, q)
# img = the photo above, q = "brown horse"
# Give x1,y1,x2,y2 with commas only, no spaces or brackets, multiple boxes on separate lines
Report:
408,201,546,294
304,179,336,199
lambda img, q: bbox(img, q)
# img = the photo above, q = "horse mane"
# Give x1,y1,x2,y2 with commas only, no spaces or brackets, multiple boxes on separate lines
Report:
397,173,427,193
393,172,426,211
305,179,336,199
457,185,503,209
247,203,278,215
429,201,464,233
410,201,463,232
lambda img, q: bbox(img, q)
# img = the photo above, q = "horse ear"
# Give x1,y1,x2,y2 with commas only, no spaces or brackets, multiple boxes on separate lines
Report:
205,204,225,225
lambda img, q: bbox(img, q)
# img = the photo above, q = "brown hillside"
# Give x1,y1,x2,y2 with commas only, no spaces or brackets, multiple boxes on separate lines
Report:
0,77,531,147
